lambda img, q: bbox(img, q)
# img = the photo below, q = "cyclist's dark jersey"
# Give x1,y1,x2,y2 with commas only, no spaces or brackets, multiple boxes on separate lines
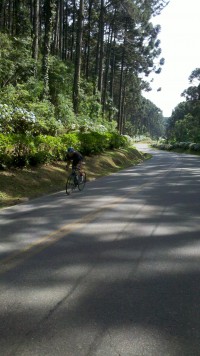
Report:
66,151,83,166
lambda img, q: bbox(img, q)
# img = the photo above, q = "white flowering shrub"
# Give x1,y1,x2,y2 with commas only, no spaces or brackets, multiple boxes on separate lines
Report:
0,104,36,134
74,115,117,134
123,135,135,146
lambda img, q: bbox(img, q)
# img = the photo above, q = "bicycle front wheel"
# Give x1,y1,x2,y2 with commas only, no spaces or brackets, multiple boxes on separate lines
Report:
78,172,86,191
66,175,76,195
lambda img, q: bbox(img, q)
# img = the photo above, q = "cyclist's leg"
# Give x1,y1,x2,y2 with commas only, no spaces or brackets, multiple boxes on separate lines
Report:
78,171,86,191
76,161,82,170
72,164,78,185
66,174,75,195
77,161,86,190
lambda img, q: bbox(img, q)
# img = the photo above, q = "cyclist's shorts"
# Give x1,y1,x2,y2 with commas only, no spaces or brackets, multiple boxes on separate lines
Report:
72,161,82,170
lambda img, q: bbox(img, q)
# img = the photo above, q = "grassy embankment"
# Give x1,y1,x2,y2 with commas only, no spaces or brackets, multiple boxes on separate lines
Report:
0,146,150,209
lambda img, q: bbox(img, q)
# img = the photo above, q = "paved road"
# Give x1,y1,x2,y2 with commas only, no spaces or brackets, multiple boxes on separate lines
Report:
0,145,200,355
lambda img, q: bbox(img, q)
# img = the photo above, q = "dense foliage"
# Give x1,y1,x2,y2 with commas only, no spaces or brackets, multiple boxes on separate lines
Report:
0,0,168,168
124,97,165,139
166,68,200,143
0,131,129,168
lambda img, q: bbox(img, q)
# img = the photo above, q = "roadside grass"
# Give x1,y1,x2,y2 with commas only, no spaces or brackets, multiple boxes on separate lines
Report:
0,146,151,209
169,148,200,156
151,146,200,156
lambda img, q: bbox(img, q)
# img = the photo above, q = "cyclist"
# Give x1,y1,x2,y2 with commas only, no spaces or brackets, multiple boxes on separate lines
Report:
65,147,83,173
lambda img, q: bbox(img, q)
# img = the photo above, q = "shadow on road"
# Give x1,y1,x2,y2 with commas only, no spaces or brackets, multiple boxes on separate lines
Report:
0,149,200,355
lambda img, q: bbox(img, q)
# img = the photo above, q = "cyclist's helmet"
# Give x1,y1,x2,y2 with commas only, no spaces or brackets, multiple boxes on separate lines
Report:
67,147,75,153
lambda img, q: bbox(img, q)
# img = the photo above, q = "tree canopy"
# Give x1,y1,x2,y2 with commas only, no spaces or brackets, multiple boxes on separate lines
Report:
0,0,167,138
166,68,200,143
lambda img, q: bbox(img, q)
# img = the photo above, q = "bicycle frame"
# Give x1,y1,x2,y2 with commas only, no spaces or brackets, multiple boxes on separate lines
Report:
66,166,86,195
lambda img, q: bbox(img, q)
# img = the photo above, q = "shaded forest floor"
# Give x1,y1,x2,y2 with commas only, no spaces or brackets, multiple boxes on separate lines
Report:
0,146,150,209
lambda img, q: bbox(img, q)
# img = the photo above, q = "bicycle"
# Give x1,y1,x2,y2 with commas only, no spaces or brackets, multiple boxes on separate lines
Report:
66,166,86,195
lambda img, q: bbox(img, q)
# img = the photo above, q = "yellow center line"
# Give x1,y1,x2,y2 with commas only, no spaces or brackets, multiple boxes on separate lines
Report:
0,194,129,275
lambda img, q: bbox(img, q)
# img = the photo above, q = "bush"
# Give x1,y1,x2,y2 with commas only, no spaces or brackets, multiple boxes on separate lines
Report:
107,133,129,149
0,104,37,134
192,143,200,151
151,141,200,153
0,131,130,168
79,132,110,155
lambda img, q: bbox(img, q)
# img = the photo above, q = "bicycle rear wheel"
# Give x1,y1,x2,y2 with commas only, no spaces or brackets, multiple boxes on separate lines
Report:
66,175,76,195
78,172,86,191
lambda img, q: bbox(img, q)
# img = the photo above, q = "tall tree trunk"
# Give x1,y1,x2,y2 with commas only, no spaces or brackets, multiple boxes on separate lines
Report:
63,2,69,59
0,0,6,31
102,25,113,115
121,69,127,134
53,0,63,58
118,20,127,134
94,32,100,95
59,0,64,58
70,0,76,61
8,0,13,34
118,42,126,133
53,0,60,55
109,37,115,101
118,56,124,133
73,0,84,114
13,0,21,35
29,0,33,27
43,0,54,99
98,0,104,96
107,35,116,121
32,0,40,64
85,0,93,80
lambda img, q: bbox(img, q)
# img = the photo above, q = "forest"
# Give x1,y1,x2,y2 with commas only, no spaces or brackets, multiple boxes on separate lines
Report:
166,68,200,144
152,67,200,153
0,0,170,168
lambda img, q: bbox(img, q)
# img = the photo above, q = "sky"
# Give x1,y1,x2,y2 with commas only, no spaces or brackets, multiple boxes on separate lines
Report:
142,0,200,117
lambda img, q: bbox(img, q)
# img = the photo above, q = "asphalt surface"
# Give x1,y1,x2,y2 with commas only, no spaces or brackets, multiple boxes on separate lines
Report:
0,144,200,356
